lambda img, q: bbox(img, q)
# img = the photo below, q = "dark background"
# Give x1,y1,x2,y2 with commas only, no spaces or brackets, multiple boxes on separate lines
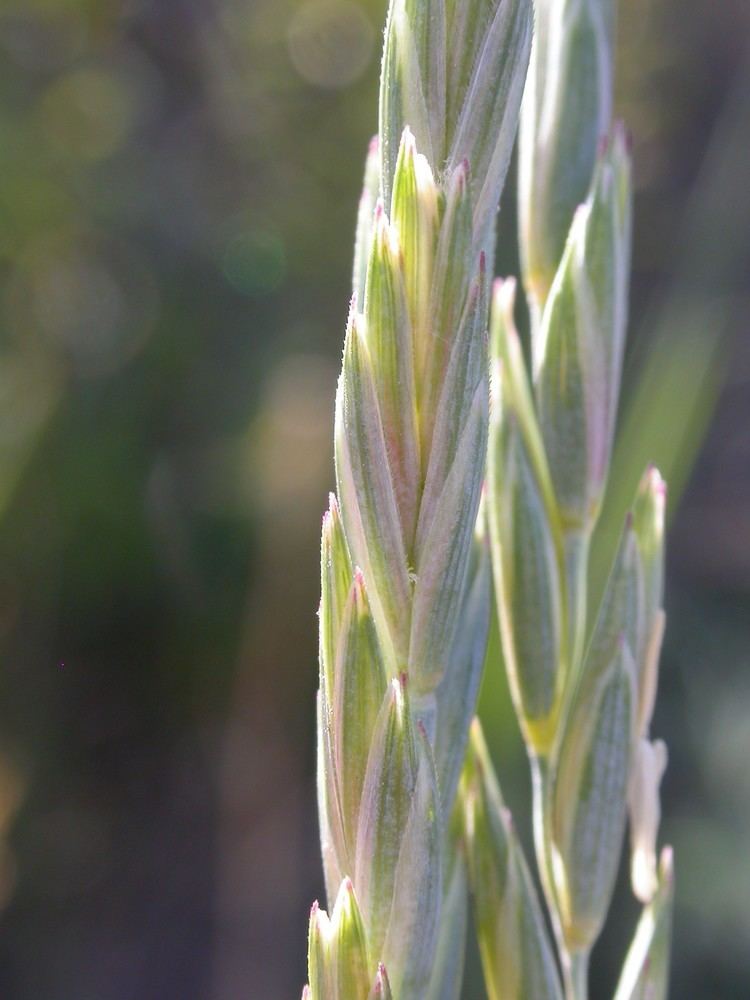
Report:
0,1,747,997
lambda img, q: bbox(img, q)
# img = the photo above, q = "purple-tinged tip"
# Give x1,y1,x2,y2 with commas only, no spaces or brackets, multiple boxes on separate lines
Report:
310,900,320,918
479,250,486,275
399,670,408,691
374,197,385,221
352,568,368,607
597,132,610,157
454,169,467,197
368,135,379,155
328,491,339,514
453,158,470,193
644,464,667,500
624,510,634,530
374,963,390,992
653,469,667,498
343,876,354,893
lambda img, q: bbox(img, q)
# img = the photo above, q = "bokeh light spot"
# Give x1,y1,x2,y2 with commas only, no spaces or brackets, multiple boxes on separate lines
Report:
287,0,374,89
38,67,134,162
221,230,286,296
5,232,158,377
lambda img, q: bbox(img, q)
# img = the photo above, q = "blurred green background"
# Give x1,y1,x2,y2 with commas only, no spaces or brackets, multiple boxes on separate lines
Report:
0,0,747,997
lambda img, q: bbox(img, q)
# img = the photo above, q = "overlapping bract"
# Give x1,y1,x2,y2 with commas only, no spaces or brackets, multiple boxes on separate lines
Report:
380,0,533,257
317,126,503,991
306,0,676,994
315,496,441,997
463,721,564,1000
305,1,533,996
519,0,616,315
336,130,490,709
548,468,669,948
534,126,632,534
473,0,674,993
488,277,566,755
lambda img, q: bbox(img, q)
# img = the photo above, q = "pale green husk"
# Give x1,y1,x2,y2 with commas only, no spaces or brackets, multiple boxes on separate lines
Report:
304,0,674,997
